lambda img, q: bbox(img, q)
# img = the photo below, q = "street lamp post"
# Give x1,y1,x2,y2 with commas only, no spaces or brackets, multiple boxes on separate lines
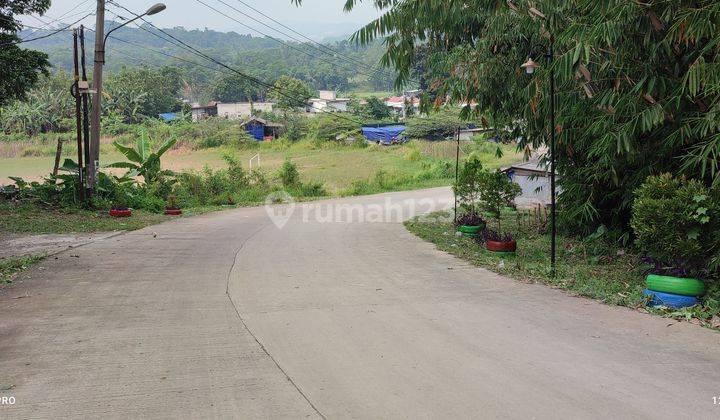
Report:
88,2,166,193
521,37,557,276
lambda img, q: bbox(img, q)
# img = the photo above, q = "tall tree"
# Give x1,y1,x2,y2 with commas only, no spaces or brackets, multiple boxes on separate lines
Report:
269,75,313,113
336,0,720,233
209,74,260,102
0,0,51,105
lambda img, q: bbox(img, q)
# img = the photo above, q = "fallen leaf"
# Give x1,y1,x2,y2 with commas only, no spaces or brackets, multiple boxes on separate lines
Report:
578,64,591,82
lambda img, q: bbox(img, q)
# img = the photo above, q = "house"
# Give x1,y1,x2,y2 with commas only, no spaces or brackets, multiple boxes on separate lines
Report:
502,161,559,209
307,90,350,113
191,101,218,121
385,96,420,117
217,102,275,120
240,117,284,141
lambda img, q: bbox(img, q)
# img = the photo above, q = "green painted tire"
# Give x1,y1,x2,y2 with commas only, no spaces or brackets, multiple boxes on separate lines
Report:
457,224,484,234
646,274,705,297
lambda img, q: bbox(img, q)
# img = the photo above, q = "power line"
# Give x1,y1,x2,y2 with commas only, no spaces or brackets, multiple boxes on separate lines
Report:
213,0,400,83
106,2,362,124
186,0,396,86
1,13,93,46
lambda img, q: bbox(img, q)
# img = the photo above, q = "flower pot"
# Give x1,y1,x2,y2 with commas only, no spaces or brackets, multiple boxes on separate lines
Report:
643,289,699,309
164,209,182,216
486,239,517,253
457,224,485,236
645,274,705,297
109,209,132,218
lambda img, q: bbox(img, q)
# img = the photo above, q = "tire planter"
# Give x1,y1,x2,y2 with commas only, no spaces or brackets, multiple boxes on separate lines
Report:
109,209,132,218
486,240,517,254
457,224,484,236
643,289,699,309
164,209,182,216
645,274,705,297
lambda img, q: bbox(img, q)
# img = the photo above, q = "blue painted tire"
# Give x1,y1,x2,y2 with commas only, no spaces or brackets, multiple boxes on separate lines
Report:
643,289,699,309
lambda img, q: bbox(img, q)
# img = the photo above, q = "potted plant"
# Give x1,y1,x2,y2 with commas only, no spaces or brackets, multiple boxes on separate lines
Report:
482,229,517,254
109,183,133,217
164,194,182,216
453,158,486,236
454,212,486,237
631,174,717,308
477,170,522,254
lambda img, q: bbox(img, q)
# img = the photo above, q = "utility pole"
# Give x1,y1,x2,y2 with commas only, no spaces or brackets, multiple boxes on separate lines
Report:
71,29,85,202
88,0,106,193
80,25,91,191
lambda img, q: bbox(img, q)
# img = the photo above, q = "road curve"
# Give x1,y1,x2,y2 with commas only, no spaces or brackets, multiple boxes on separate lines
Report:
1,187,719,419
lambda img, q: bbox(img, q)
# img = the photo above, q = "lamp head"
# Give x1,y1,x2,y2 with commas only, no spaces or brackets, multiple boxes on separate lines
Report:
521,58,540,75
146,3,166,15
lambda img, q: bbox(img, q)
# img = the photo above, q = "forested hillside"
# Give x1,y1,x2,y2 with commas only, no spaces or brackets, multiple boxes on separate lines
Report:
19,21,398,102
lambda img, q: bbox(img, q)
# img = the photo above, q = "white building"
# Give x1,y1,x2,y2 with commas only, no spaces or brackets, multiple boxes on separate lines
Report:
216,102,275,120
307,90,350,113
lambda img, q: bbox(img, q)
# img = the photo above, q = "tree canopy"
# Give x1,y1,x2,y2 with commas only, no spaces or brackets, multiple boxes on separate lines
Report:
0,0,51,105
342,0,720,233
270,75,314,112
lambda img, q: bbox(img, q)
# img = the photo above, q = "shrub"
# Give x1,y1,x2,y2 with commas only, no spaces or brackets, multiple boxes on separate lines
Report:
477,169,521,234
278,158,301,188
631,174,719,273
405,112,464,140
453,158,484,216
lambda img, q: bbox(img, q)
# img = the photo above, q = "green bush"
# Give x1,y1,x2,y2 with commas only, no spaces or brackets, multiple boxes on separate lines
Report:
631,174,719,271
405,111,465,140
278,158,301,188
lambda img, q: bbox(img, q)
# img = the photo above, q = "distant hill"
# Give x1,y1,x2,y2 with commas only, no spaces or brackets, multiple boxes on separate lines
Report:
18,21,398,98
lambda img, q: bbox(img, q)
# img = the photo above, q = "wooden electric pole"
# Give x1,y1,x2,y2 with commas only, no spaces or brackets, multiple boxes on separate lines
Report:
88,0,105,193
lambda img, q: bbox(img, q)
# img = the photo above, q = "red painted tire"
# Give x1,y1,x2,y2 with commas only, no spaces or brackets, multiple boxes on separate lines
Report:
164,209,182,216
486,240,517,253
109,209,132,218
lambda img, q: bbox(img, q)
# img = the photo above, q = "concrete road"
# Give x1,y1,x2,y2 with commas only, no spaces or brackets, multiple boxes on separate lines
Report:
1,187,719,419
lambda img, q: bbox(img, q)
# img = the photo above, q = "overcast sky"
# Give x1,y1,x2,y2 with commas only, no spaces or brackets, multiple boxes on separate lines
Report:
22,0,382,40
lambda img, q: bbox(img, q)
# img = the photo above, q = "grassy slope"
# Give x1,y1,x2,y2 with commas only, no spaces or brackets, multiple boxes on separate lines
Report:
1,139,522,192
405,211,720,330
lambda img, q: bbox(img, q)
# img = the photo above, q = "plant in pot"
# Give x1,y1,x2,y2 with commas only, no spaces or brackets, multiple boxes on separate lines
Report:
109,183,133,218
453,157,486,236
477,170,522,254
164,194,182,216
631,174,718,309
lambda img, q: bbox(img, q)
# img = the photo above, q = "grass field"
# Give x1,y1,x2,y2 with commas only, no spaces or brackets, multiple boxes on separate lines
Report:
1,138,523,193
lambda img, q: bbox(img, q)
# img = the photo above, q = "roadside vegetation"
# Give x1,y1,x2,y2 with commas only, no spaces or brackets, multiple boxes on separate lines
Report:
0,255,43,285
406,210,720,330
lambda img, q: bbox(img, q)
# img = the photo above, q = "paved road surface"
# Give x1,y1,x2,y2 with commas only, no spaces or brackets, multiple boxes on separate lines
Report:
1,187,719,419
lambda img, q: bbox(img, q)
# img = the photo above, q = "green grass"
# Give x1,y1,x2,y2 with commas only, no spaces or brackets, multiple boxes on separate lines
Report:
1,139,522,193
0,201,222,235
405,211,720,329
1,255,43,284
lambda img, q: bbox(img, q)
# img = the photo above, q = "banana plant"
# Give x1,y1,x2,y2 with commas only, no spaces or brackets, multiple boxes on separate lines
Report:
107,132,176,184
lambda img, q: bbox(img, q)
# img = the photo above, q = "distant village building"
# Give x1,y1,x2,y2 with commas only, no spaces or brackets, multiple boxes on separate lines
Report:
217,102,275,120
191,101,218,121
385,96,420,116
502,161,559,210
307,90,350,113
241,117,284,141
190,101,275,121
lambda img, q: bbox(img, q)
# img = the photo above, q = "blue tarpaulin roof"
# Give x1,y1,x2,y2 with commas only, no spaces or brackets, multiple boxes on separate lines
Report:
361,125,406,144
158,113,180,122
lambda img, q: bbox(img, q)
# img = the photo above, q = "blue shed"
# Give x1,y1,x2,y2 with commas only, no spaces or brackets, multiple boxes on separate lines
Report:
241,117,284,141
